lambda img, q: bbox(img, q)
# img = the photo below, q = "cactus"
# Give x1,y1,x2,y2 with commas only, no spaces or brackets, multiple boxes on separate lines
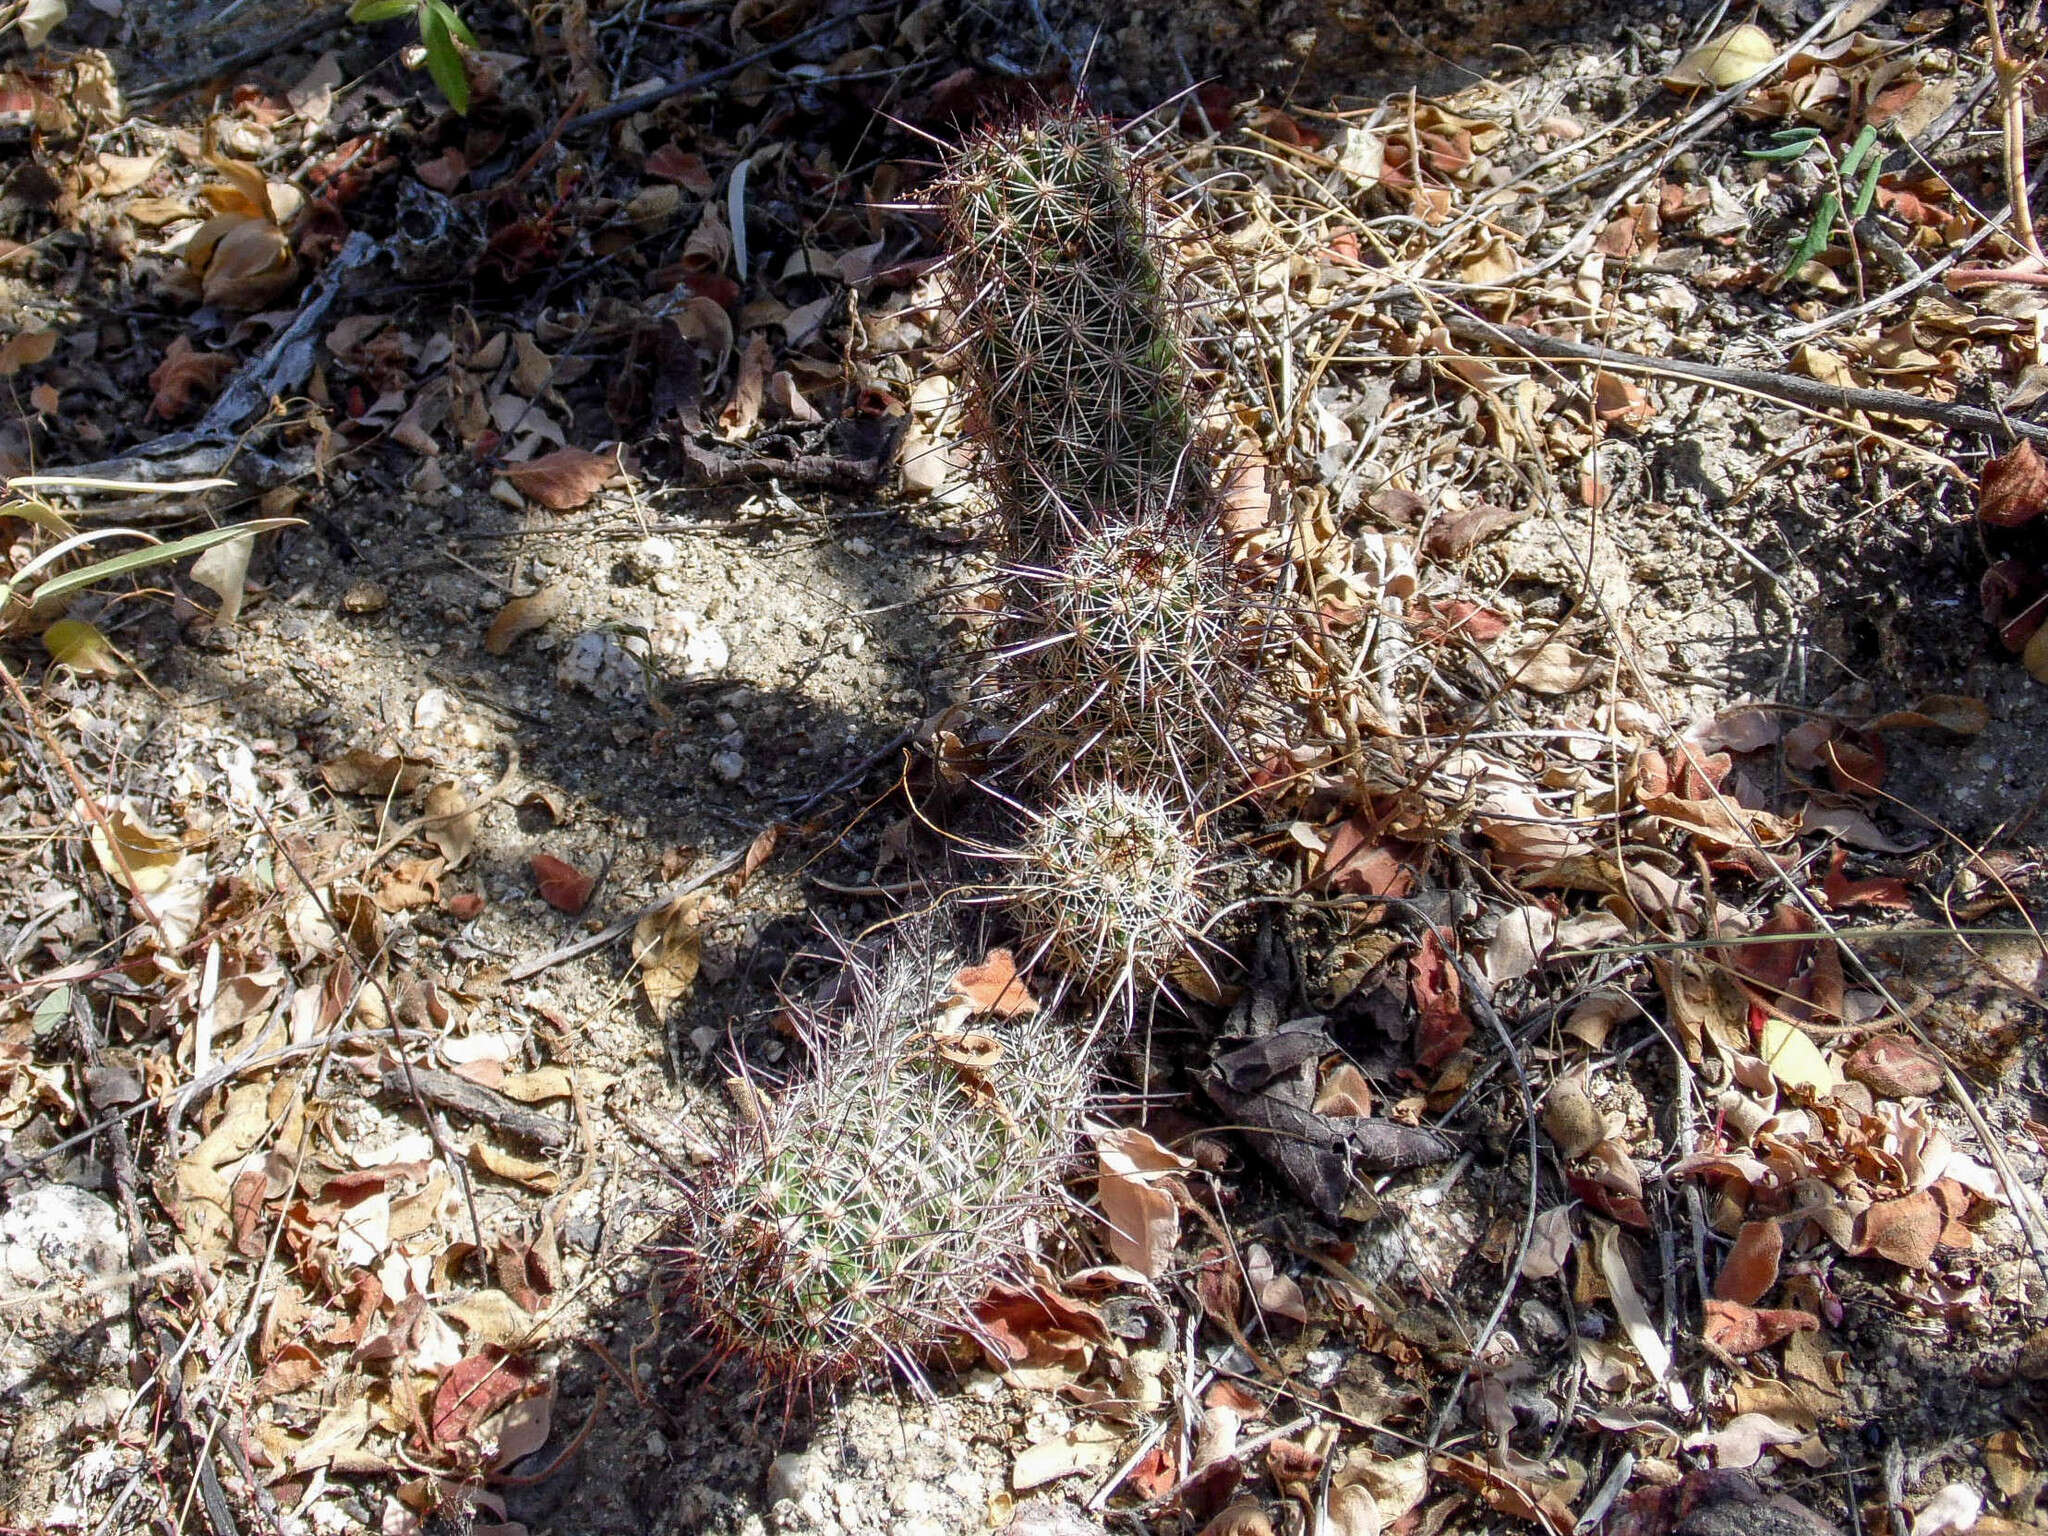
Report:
1007,778,1212,1001
991,514,1251,791
668,938,1089,1394
942,112,1210,552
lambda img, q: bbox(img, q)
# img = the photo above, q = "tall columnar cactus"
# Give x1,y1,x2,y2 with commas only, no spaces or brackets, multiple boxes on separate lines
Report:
942,113,1209,552
993,514,1250,791
669,939,1089,1393
1008,779,1212,1002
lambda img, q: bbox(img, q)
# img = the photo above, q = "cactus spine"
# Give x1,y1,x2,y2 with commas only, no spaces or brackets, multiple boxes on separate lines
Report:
669,940,1089,1392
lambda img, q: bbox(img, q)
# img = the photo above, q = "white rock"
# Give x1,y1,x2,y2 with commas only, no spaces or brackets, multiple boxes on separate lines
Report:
555,630,646,702
710,750,746,784
629,536,681,580
652,609,730,678
412,687,456,731
0,1185,130,1395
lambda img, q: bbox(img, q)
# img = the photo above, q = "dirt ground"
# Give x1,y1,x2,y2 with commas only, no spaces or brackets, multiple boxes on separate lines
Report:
3,2,2048,1535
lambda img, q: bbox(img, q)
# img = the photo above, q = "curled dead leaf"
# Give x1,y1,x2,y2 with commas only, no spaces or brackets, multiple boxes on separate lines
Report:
1713,1220,1783,1306
485,583,567,655
502,446,619,512
531,853,593,914
948,949,1038,1018
1979,439,2048,528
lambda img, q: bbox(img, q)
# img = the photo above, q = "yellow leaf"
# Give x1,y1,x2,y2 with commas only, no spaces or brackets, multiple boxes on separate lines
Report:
1758,1018,1842,1095
43,617,122,677
86,798,186,895
1664,24,1776,90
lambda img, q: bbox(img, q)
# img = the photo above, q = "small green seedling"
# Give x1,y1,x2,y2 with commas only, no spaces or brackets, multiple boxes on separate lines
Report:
348,0,476,114
1748,123,1886,282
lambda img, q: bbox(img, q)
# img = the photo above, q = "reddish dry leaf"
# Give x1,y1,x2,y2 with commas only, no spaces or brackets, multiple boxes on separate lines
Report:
645,144,715,192
148,336,236,420
230,1166,270,1259
949,948,1038,1018
1979,439,2048,528
1569,1173,1651,1229
448,891,486,920
430,1347,536,1448
1594,373,1656,428
1844,1032,1943,1098
720,333,770,437
1414,596,1511,643
1317,815,1417,898
0,327,57,375
1820,849,1913,912
502,446,618,512
1703,1297,1820,1355
1852,1192,1942,1268
727,821,783,895
972,1280,1109,1368
1410,929,1471,1070
1822,732,1885,796
1194,1249,1243,1329
1422,499,1532,558
1714,1219,1783,1305
531,853,594,914
1722,903,1815,1001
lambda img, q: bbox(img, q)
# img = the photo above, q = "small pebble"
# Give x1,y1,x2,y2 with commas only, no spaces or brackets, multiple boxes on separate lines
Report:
710,750,746,783
340,582,389,615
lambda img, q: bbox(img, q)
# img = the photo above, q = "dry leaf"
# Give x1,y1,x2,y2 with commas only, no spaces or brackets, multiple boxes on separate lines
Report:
1979,440,2048,528
0,328,56,376
531,853,593,914
632,893,705,1014
197,217,299,309
1704,1297,1818,1356
1865,695,1991,735
147,336,234,420
721,332,771,437
1313,1061,1373,1118
470,1141,560,1193
431,1348,536,1449
1715,1220,1783,1305
502,446,618,512
1852,1191,1942,1268
188,530,256,626
1093,1126,1191,1279
1682,1411,1813,1469
421,781,479,868
485,584,566,654
320,748,429,797
1595,1220,1689,1410
1758,1019,1842,1096
949,949,1038,1018
1499,635,1603,694
1665,24,1776,90
1844,1033,1942,1098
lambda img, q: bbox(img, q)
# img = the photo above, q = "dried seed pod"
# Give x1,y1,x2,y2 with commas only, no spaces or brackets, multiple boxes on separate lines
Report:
668,936,1089,1395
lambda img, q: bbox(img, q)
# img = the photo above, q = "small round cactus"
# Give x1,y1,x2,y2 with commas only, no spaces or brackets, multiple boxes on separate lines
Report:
668,938,1088,1395
992,515,1249,790
942,112,1210,552
1007,779,1212,1000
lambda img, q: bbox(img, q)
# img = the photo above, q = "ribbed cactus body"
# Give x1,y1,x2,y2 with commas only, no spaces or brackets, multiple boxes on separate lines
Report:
1012,779,1209,998
671,943,1087,1389
943,114,1208,551
996,515,1247,788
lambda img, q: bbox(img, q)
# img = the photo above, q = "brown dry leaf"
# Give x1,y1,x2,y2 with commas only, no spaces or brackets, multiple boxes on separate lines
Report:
421,782,479,869
646,144,715,192
469,1141,560,1193
1499,635,1603,694
499,1068,575,1104
86,799,188,895
1542,1077,1605,1159
292,1397,373,1473
720,332,771,437
1851,1191,1941,1268
1422,499,1531,558
1198,1501,1276,1536
1714,1221,1784,1305
1865,695,1991,735
531,853,593,914
147,335,235,420
501,446,618,512
1093,1126,1192,1279
1682,1411,1814,1469
198,217,299,310
485,583,567,655
948,949,1038,1018
632,892,706,1014
1313,1061,1372,1118
0,327,56,375
1983,1431,2037,1500
1594,373,1657,428
1979,439,2048,528
1595,1221,1688,1409
320,748,430,797
1520,1203,1574,1280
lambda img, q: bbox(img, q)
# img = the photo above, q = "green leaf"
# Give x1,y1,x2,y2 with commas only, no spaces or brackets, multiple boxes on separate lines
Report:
2,496,76,536
426,0,476,47
420,7,470,114
28,517,303,608
44,618,123,677
349,0,418,20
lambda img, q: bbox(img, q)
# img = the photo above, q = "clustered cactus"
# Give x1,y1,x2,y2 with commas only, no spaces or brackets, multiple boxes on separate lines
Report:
670,941,1088,1392
674,109,1261,1396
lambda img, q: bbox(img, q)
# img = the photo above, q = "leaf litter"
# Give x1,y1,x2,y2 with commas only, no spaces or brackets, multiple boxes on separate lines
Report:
0,2,2045,1536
